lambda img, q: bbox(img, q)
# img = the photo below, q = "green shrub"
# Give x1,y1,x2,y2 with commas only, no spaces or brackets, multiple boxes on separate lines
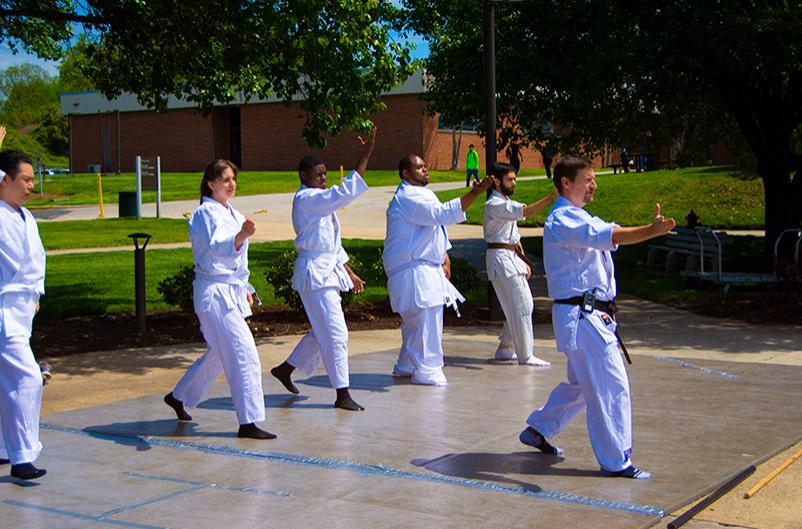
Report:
264,248,368,311
450,256,479,296
157,265,195,312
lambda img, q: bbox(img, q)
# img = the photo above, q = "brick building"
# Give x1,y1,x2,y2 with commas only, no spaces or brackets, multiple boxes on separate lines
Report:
61,71,556,174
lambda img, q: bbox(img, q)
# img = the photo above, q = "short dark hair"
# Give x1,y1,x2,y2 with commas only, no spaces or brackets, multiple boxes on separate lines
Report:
200,159,238,203
0,150,34,181
299,155,325,176
553,155,592,193
490,162,515,180
398,154,417,179
469,144,475,149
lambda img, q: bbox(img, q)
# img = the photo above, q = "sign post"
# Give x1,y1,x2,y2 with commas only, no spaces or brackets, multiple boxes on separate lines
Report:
135,155,162,219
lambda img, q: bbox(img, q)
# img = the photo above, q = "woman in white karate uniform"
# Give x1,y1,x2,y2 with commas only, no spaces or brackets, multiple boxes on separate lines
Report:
164,160,274,439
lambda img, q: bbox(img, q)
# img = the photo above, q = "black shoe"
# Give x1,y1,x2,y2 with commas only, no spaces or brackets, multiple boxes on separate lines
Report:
10,463,47,480
601,465,652,480
237,423,277,440
519,427,564,456
0,458,9,465
164,392,192,421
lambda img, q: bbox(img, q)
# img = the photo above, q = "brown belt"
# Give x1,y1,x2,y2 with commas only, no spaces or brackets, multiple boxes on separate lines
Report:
486,242,535,268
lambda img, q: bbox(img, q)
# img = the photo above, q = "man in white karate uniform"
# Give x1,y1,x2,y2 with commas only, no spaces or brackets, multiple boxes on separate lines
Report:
485,162,557,365
383,154,492,386
271,130,376,410
0,149,47,480
519,155,675,479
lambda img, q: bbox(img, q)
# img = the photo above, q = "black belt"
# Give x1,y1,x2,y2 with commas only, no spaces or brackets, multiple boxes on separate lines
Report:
554,296,618,315
553,296,631,364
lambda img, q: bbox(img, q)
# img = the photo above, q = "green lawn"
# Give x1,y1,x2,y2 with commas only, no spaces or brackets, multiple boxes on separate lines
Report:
39,218,190,250
27,167,513,207
40,239,391,318
439,166,765,229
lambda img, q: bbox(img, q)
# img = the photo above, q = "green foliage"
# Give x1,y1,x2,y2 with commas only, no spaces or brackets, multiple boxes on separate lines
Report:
2,1,419,148
409,0,802,246
265,248,303,311
439,166,766,229
264,246,377,311
157,265,195,313
449,256,478,297
32,106,68,155
0,126,68,167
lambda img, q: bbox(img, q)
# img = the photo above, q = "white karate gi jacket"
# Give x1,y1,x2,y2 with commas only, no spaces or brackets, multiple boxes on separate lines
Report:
291,171,368,293
543,196,619,351
0,201,45,338
483,190,529,280
189,197,255,317
383,181,466,314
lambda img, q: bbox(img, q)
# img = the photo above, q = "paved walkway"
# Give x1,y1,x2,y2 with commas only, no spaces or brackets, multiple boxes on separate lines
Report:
30,299,802,529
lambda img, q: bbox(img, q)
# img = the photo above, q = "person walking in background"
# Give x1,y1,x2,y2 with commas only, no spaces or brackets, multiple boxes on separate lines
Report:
164,160,275,440
465,144,480,186
506,143,523,173
0,148,48,480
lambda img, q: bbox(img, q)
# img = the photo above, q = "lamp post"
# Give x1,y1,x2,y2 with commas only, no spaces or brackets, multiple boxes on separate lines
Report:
483,0,523,174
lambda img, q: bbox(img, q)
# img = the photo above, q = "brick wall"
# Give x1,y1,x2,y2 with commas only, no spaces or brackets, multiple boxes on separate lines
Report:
240,94,427,171
70,108,215,173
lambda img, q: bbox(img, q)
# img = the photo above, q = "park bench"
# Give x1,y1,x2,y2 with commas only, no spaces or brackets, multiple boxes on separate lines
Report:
646,226,726,275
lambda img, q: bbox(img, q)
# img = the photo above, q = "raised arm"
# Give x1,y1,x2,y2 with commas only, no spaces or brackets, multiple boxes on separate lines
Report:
523,187,559,218
460,176,493,211
354,127,377,177
612,203,676,246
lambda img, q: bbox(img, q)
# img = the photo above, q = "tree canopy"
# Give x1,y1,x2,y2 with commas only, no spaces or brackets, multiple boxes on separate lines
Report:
405,0,802,253
1,0,417,147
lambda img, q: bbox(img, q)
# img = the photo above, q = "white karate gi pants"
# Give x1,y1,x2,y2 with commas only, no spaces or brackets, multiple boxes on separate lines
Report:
394,305,447,386
526,313,632,472
173,298,265,425
491,273,534,361
288,287,350,389
0,334,43,465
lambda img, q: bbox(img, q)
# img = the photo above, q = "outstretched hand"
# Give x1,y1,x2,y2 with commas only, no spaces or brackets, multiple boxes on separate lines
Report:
355,126,377,177
473,175,493,193
652,203,676,235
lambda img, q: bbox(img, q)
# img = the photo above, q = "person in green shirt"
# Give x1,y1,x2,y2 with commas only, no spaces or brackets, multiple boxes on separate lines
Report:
465,144,480,186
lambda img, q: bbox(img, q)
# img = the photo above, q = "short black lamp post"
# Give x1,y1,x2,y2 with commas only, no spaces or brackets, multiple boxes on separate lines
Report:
128,232,152,334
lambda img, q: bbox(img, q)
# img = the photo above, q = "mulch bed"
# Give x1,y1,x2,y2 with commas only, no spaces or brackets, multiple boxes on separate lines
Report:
31,295,801,358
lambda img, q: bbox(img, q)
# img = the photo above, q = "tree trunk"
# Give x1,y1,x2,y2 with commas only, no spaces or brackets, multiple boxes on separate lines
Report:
760,166,802,260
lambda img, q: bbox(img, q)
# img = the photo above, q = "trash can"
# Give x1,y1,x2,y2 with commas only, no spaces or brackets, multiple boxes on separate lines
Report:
118,191,138,218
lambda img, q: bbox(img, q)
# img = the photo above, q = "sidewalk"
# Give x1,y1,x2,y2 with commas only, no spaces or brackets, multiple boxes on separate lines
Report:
38,298,802,529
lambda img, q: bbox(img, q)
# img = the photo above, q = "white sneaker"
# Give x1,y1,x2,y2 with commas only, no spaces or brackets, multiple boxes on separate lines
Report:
520,355,550,367
494,348,517,361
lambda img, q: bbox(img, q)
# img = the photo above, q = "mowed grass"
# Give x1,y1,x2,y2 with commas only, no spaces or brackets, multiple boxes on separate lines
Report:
39,218,190,250
27,167,507,207
40,239,389,318
439,166,765,228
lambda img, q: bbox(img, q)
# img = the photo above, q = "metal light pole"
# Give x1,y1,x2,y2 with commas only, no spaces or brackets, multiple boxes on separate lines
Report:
483,0,497,174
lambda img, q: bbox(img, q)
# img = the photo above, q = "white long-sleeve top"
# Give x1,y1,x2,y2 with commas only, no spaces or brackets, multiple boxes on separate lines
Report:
189,196,254,317
383,181,466,313
291,170,368,292
544,195,619,351
483,190,529,280
0,200,45,337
